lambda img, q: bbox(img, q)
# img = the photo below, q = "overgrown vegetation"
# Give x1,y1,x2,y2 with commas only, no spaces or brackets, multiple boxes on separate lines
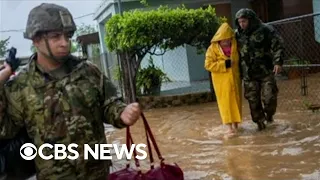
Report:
0,37,10,58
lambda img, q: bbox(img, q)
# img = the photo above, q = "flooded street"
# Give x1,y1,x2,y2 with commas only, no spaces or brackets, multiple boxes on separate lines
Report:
106,102,320,180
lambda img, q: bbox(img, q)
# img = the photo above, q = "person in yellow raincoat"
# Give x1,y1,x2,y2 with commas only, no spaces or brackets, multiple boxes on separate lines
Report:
204,22,242,137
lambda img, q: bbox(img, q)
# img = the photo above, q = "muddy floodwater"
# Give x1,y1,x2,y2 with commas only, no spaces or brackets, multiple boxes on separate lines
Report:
105,102,320,180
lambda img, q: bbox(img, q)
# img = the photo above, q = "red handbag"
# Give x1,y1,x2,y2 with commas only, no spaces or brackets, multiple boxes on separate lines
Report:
108,112,184,180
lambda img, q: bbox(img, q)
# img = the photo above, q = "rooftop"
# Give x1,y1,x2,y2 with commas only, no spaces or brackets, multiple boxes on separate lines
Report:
76,32,100,45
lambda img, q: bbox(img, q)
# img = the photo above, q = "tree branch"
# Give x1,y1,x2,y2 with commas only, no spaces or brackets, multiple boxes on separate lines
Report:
148,47,166,56
131,45,152,71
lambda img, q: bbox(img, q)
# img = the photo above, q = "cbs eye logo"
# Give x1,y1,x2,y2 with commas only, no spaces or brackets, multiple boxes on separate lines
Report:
20,143,37,160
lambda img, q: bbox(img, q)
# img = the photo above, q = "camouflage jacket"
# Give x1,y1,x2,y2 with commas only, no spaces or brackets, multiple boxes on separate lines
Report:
235,23,284,80
0,54,128,180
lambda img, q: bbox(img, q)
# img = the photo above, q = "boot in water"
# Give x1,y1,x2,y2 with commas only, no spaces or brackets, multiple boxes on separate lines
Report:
257,121,266,131
266,115,274,124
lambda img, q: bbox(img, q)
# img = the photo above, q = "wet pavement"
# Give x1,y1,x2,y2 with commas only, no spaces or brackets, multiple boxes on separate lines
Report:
106,102,320,180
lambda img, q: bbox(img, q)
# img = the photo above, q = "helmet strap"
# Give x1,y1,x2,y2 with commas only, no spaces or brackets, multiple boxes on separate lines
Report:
38,37,70,64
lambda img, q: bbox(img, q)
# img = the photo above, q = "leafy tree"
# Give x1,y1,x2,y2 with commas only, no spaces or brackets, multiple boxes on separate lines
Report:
0,37,10,58
139,0,148,7
105,5,224,102
70,42,78,53
74,23,97,37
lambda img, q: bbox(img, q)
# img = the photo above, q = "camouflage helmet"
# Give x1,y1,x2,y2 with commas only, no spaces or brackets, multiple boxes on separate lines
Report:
235,8,257,20
24,3,77,39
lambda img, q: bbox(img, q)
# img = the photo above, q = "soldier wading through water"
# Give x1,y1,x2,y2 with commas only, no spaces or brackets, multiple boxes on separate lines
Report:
235,8,285,131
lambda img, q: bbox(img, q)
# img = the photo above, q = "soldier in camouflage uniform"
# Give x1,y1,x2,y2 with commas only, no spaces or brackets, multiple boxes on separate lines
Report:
235,8,284,131
0,3,141,180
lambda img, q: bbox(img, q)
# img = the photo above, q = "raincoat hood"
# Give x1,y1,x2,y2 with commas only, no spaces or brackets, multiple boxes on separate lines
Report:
211,22,234,43
235,8,262,34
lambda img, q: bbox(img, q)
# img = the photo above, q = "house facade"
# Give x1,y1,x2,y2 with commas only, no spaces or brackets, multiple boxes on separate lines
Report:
93,0,250,95
92,0,319,96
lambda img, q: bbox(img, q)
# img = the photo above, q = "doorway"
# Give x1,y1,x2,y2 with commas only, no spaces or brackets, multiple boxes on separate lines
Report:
250,0,283,22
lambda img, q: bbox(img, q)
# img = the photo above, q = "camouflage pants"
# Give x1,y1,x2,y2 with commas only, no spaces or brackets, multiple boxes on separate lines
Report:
244,74,279,123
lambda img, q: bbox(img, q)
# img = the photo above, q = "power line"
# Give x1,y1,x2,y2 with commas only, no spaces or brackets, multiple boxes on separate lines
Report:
0,13,95,33
0,29,24,33
74,13,94,20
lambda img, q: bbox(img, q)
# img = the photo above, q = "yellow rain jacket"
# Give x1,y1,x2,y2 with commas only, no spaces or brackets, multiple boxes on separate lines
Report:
205,23,242,124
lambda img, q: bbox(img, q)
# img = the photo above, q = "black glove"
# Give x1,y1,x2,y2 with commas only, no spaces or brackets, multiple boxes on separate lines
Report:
5,47,21,72
225,59,231,68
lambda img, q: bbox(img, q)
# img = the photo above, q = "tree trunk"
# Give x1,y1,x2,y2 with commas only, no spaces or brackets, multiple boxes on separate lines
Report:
119,52,137,104
119,53,130,103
